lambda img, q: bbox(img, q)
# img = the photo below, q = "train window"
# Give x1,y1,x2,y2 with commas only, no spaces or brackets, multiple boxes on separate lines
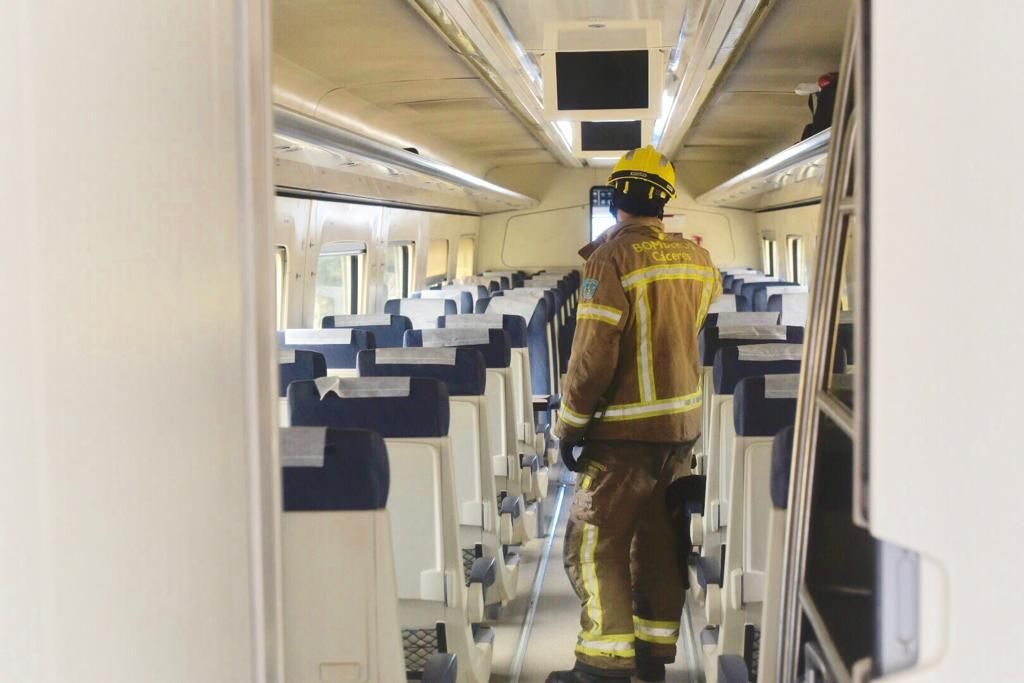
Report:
274,246,288,330
314,241,366,326
425,238,449,286
455,236,476,279
384,241,414,300
788,235,805,284
762,236,778,277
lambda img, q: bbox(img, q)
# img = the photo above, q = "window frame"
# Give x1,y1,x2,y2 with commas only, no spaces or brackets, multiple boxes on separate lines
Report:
787,234,805,284
313,240,367,326
762,235,778,277
384,240,415,300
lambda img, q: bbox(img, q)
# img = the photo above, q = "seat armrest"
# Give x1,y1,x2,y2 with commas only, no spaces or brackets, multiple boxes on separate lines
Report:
519,453,539,472
422,653,457,683
500,495,523,519
469,557,497,589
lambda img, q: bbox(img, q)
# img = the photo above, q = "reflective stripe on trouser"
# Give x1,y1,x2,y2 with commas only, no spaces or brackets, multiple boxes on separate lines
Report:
563,441,692,672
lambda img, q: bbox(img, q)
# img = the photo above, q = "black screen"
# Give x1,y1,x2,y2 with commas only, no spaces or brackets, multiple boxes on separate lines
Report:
581,121,642,151
555,50,649,110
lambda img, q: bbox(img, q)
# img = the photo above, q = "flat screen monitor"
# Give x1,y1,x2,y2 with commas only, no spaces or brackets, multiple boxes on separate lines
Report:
556,51,649,110
581,121,642,151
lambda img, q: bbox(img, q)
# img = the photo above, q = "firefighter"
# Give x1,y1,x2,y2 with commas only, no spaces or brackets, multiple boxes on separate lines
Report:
546,146,721,683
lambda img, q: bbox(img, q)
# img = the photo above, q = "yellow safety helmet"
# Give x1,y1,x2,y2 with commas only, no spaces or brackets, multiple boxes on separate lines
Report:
607,145,677,203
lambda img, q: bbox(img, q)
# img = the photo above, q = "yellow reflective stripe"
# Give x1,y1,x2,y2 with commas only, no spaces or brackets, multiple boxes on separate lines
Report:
577,313,619,325
633,616,680,645
635,286,655,402
696,276,714,330
580,523,602,635
601,390,703,421
575,645,636,658
577,303,623,320
560,404,591,427
620,263,717,290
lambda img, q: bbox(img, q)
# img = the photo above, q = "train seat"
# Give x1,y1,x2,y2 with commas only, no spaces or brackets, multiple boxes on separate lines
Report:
756,425,795,683
754,285,808,312
739,281,797,309
440,284,489,308
705,376,799,677
695,325,805,472
278,349,326,427
767,292,811,327
282,427,445,682
416,288,473,314
357,347,521,603
321,313,412,348
288,377,495,683
693,343,804,601
385,297,457,329
279,328,376,378
438,314,548,462
405,327,547,539
491,288,561,395
457,275,501,293
704,312,782,328
479,295,555,423
729,275,777,295
709,293,752,313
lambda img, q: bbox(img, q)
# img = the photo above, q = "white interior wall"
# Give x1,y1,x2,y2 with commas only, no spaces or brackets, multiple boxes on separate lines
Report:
479,164,760,270
1,1,279,682
755,203,823,282
870,3,1024,680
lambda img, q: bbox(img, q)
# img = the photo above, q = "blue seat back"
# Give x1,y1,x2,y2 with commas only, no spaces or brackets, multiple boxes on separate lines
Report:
279,329,375,368
699,325,805,366
281,427,389,511
279,349,326,398
438,313,528,348
384,298,457,329
404,328,511,369
477,295,550,393
321,314,411,348
734,375,799,436
357,347,486,397
713,344,804,395
771,426,795,509
288,376,449,438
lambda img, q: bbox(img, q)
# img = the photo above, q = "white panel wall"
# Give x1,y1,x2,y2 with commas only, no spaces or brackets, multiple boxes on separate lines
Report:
0,1,279,682
479,165,760,270
755,204,822,281
871,3,1023,680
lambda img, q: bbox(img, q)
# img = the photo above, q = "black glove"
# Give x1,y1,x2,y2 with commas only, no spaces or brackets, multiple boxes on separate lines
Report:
559,440,584,472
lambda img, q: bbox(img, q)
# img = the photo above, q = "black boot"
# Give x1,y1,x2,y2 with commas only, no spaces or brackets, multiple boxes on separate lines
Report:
545,664,632,682
635,659,666,682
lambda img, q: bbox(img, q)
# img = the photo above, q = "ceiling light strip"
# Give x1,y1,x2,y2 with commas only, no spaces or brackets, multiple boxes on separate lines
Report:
405,0,581,167
696,128,831,208
274,106,538,211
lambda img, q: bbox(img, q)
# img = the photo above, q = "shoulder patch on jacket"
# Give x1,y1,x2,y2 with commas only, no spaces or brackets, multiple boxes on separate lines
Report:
581,277,599,301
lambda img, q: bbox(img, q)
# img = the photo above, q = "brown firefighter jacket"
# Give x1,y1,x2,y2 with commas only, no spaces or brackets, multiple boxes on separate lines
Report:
554,217,721,444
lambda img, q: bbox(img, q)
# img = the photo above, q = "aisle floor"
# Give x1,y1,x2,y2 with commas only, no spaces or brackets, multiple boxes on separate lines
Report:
489,469,705,683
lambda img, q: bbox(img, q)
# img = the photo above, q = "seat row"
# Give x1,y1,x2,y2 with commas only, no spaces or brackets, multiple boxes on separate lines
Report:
689,273,851,682
278,270,580,682
715,267,809,326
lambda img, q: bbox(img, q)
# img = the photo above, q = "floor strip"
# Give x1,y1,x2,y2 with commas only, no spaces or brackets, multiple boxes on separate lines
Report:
507,479,569,683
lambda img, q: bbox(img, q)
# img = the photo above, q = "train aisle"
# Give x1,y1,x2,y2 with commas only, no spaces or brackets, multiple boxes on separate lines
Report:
491,468,705,682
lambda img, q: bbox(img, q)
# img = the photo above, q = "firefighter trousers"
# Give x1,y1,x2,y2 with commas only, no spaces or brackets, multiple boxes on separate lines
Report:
563,439,693,674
